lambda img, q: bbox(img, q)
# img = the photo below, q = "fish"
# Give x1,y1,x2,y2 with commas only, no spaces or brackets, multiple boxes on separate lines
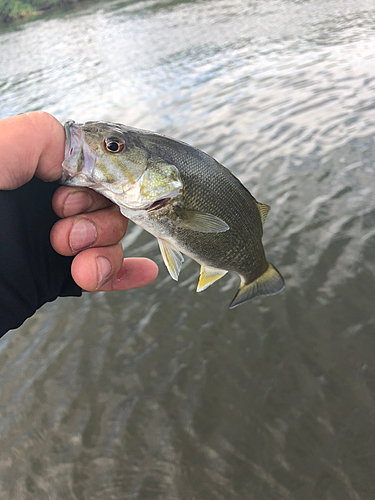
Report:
61,120,285,308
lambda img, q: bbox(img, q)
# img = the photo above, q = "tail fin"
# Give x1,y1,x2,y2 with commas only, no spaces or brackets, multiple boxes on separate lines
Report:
229,263,285,309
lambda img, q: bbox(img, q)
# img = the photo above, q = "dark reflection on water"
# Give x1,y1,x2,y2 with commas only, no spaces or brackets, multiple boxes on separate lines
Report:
1,0,375,498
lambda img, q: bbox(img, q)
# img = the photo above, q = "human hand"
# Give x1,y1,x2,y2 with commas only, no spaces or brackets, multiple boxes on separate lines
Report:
0,111,158,292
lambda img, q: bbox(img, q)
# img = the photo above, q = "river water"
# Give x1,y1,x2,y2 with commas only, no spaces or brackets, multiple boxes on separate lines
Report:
1,0,375,498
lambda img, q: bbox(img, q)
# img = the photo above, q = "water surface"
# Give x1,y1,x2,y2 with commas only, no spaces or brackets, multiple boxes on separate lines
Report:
1,0,375,498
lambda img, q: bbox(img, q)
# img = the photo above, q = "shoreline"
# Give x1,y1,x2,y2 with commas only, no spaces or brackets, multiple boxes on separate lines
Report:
0,0,79,24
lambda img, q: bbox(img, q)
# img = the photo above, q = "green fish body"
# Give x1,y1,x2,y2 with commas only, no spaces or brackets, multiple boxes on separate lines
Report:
62,120,285,308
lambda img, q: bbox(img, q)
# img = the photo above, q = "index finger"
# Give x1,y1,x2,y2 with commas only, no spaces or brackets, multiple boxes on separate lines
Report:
52,186,115,218
0,111,65,190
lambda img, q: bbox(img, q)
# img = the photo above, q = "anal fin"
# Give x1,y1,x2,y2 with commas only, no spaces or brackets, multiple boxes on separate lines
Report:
197,265,228,292
230,263,285,309
158,239,184,281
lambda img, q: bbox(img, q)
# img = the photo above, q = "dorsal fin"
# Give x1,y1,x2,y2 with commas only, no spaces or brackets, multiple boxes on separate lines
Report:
256,201,270,225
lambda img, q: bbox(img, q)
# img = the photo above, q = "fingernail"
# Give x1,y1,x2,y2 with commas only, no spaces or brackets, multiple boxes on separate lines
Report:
69,219,97,251
96,256,112,287
63,192,93,217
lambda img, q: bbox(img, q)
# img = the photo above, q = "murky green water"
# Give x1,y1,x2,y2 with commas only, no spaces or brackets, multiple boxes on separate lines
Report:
1,0,375,498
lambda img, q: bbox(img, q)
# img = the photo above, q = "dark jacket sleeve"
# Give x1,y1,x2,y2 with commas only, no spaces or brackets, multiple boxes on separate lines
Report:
0,177,82,337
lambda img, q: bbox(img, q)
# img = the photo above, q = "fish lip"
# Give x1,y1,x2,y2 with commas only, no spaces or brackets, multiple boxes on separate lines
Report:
63,120,74,159
62,120,82,180
61,120,74,183
62,120,96,185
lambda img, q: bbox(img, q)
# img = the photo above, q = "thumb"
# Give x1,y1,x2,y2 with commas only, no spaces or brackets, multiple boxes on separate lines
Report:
0,111,65,190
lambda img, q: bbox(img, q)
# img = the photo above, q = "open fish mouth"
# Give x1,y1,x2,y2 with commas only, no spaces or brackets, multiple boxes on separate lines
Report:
63,119,74,159
61,120,97,185
61,120,81,182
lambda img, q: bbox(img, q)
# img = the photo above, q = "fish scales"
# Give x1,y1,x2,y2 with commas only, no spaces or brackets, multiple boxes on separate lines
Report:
131,133,267,279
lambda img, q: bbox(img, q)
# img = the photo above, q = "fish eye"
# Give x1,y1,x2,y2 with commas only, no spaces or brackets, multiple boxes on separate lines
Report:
104,137,125,153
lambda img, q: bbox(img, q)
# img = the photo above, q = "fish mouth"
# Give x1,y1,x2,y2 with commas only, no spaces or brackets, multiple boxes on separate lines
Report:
61,120,96,186
61,120,80,182
63,120,74,160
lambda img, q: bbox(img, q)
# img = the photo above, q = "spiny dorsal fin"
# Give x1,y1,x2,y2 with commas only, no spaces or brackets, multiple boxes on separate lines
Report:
256,202,270,226
197,266,228,292
174,209,229,233
229,263,285,309
157,239,184,281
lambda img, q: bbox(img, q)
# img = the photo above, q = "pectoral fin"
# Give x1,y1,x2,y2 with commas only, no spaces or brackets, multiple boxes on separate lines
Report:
174,209,229,233
229,263,285,309
157,239,184,281
197,266,228,292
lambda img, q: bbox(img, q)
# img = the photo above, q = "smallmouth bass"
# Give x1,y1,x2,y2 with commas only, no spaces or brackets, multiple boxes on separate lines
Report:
62,120,285,308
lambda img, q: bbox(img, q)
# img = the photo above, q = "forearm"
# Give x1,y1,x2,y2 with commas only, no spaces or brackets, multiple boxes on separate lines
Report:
0,177,81,337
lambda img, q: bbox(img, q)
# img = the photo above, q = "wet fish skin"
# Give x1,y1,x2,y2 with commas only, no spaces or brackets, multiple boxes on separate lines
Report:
62,120,285,308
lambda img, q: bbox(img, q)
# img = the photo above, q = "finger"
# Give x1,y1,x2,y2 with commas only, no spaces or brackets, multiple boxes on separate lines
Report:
0,112,65,190
50,206,128,256
71,243,123,290
71,245,159,291
99,257,159,292
52,186,114,218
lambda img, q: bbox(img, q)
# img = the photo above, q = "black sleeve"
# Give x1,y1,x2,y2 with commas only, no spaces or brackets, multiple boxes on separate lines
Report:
0,177,82,337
